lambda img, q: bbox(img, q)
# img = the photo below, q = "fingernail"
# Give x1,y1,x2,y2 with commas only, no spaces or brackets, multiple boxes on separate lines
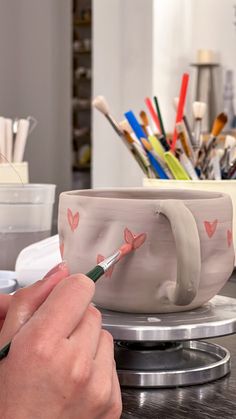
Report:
43,262,69,279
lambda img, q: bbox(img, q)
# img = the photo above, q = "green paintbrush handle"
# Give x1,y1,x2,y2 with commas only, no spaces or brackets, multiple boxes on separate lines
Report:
86,265,104,283
0,265,105,361
0,341,10,360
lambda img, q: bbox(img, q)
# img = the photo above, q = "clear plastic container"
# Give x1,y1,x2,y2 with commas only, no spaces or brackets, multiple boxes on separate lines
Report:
0,184,56,270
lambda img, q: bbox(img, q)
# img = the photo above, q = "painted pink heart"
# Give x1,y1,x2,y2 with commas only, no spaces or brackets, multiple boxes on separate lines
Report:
124,227,147,249
227,230,232,247
97,254,114,278
204,220,218,238
124,228,134,245
133,233,147,249
67,208,79,232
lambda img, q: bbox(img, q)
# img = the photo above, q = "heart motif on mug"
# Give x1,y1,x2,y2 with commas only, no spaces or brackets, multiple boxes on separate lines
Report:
67,208,79,232
97,254,114,278
227,230,232,247
204,220,218,238
124,227,147,249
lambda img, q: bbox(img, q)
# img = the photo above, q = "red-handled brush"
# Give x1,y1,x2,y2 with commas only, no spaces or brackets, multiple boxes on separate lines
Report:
171,73,189,152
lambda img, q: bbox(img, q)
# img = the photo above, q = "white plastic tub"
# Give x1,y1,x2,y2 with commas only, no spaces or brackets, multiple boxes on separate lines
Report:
0,184,56,270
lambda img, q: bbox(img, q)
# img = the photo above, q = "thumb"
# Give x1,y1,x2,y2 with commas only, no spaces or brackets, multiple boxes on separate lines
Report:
0,295,11,331
0,262,69,346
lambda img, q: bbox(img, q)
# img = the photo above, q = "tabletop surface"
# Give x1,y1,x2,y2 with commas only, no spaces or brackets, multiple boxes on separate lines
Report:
121,276,236,419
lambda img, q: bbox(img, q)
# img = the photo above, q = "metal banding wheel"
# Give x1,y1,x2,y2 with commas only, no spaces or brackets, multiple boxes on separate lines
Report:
99,296,236,388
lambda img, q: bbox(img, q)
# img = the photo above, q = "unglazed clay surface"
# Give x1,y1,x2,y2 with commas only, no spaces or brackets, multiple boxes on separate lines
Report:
58,188,235,313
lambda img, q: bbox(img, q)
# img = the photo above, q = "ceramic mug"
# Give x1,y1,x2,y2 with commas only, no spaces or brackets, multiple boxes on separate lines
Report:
58,188,235,313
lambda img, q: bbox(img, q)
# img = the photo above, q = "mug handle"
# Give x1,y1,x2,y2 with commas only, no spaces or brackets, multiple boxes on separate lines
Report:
157,199,201,306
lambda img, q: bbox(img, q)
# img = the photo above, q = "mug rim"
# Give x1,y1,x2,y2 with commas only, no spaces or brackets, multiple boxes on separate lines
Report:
60,187,228,203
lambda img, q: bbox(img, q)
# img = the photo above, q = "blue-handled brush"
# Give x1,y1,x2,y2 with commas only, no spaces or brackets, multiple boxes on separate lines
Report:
124,110,169,179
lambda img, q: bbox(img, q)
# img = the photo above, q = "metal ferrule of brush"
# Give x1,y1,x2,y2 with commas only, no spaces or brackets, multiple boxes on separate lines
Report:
194,120,202,148
98,250,121,272
183,115,195,147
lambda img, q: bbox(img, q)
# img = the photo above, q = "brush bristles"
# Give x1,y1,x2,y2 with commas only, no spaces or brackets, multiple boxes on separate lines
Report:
141,138,152,151
192,102,207,119
123,130,134,144
119,119,133,134
92,96,109,115
212,112,228,137
140,110,149,127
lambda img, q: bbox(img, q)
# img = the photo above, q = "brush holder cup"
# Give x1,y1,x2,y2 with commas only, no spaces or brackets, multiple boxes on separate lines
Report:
58,188,234,313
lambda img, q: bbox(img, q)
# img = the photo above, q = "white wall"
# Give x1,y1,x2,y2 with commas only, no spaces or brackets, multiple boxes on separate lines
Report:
153,0,193,131
92,0,154,188
93,0,236,188
153,0,236,131
0,0,72,198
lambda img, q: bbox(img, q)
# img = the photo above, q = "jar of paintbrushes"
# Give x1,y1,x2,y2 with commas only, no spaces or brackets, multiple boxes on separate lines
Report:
0,116,37,183
92,72,236,250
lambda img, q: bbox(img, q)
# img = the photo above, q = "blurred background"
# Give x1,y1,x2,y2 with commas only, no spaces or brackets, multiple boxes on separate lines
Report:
0,0,235,194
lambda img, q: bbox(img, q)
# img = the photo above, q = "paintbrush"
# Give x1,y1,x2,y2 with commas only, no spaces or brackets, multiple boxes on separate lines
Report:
0,240,141,361
119,120,154,174
92,96,123,136
93,97,150,177
176,121,194,161
145,97,161,133
171,73,190,152
122,130,155,178
164,151,190,180
122,116,165,161
141,138,172,178
192,101,207,148
206,112,228,151
210,150,222,180
124,110,169,179
119,119,142,147
173,97,194,148
200,113,228,177
153,96,169,151
140,110,154,136
224,135,236,165
178,150,199,180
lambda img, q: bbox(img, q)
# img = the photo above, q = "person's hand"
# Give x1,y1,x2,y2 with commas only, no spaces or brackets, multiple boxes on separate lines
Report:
0,270,122,419
0,263,68,332
0,262,69,347
0,294,11,330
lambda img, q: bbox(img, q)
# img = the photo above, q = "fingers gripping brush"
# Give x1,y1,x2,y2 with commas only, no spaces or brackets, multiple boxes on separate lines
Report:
87,239,139,281
0,230,146,361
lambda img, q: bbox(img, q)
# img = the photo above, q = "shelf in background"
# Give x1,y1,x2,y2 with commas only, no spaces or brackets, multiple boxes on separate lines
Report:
73,164,91,172
74,107,91,112
72,1,92,188
74,50,92,55
74,19,91,27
